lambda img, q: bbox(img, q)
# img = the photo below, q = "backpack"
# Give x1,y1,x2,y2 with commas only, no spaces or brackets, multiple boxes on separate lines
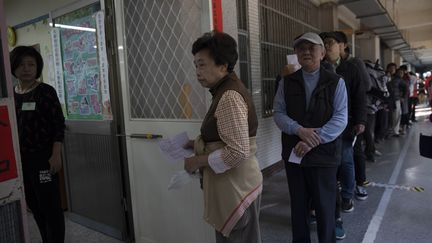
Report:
364,60,388,101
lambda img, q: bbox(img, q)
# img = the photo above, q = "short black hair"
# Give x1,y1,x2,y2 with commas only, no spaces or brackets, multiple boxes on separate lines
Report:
320,31,350,53
386,62,397,70
333,31,348,43
10,46,44,79
192,31,238,72
400,65,408,71
319,31,346,43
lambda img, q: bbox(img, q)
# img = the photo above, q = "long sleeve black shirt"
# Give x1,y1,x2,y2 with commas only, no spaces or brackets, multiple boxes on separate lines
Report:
14,83,65,156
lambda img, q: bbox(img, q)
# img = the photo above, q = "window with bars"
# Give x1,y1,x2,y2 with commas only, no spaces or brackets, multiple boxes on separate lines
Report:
259,0,321,117
236,0,251,89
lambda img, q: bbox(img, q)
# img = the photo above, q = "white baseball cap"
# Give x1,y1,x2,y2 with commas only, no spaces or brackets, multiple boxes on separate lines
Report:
293,32,324,49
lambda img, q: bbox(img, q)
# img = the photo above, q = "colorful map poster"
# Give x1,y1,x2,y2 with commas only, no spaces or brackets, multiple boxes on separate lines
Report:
57,4,104,120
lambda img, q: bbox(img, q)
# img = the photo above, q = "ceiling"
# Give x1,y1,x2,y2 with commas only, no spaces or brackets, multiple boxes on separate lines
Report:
340,0,432,71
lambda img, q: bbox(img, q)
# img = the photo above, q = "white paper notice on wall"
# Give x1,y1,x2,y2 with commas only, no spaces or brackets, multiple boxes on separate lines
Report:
286,54,301,72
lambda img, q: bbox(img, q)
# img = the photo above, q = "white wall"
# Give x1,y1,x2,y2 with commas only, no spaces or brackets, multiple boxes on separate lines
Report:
5,0,77,26
5,0,78,88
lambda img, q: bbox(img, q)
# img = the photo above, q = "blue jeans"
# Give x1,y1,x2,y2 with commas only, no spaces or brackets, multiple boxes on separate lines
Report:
339,140,355,200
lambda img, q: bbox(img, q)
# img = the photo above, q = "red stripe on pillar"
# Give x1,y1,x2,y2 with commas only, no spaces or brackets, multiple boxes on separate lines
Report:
212,0,223,32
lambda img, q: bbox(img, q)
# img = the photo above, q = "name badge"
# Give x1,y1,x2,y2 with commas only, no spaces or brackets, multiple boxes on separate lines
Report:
22,102,36,111
39,170,52,183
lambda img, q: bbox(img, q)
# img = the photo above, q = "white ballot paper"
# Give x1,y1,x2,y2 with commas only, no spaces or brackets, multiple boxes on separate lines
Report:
352,135,357,147
159,132,194,163
287,54,301,71
168,170,201,190
288,149,303,164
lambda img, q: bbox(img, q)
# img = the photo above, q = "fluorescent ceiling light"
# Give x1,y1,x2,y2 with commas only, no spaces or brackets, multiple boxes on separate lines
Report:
49,23,96,32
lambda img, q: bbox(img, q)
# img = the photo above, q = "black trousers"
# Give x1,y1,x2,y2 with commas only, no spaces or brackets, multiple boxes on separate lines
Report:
375,109,388,140
22,153,65,243
353,134,366,185
284,162,337,243
364,114,376,158
408,97,418,121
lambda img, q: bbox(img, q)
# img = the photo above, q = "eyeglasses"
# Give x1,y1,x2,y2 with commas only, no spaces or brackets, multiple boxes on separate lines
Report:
295,44,322,53
324,39,337,47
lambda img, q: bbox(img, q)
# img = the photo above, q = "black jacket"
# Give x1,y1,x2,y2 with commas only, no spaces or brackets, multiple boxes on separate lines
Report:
331,59,367,140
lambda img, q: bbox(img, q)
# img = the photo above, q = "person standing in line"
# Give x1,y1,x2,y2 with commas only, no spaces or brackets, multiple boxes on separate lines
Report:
386,63,403,137
184,31,262,243
396,68,409,135
274,32,348,243
331,31,371,200
10,46,65,243
320,31,367,215
407,71,419,122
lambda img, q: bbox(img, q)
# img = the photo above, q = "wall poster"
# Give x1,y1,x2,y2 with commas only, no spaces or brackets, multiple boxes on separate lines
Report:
54,3,111,120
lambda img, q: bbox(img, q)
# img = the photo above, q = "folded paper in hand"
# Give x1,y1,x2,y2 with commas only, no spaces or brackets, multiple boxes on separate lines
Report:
159,132,193,163
288,149,302,164
287,54,301,72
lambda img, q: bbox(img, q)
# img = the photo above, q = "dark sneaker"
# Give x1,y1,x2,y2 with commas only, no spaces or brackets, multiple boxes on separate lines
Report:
341,198,354,213
336,218,346,240
355,185,368,200
366,156,376,163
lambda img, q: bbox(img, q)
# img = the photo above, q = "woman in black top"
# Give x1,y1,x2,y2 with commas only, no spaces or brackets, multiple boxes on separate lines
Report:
11,46,65,243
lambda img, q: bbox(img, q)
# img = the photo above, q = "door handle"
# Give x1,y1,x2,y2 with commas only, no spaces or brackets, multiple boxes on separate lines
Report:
130,134,163,139
116,133,163,139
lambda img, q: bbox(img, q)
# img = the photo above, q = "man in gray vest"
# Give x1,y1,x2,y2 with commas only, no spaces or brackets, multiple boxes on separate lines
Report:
274,32,348,243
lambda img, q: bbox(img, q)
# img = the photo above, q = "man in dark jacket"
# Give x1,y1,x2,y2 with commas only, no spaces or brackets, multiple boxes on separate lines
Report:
274,32,348,243
332,31,371,199
320,32,367,215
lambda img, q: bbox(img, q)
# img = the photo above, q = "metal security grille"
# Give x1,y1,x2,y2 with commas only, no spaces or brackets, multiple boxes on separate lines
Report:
123,0,206,119
259,0,321,117
0,200,24,243
237,0,251,89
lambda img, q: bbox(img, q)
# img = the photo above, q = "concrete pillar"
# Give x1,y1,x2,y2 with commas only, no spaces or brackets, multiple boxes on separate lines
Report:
394,54,403,67
319,2,338,31
383,47,394,67
221,0,239,74
356,32,380,63
222,0,238,39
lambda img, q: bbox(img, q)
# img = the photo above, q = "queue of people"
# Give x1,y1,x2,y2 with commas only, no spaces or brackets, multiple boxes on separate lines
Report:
274,31,428,243
9,30,429,243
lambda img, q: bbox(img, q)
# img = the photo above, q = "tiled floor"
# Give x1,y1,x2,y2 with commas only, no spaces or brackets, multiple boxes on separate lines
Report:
27,212,123,243
260,107,432,243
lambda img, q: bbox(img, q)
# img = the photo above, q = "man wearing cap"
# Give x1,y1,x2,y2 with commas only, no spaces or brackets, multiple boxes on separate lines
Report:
273,32,348,243
320,31,367,215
